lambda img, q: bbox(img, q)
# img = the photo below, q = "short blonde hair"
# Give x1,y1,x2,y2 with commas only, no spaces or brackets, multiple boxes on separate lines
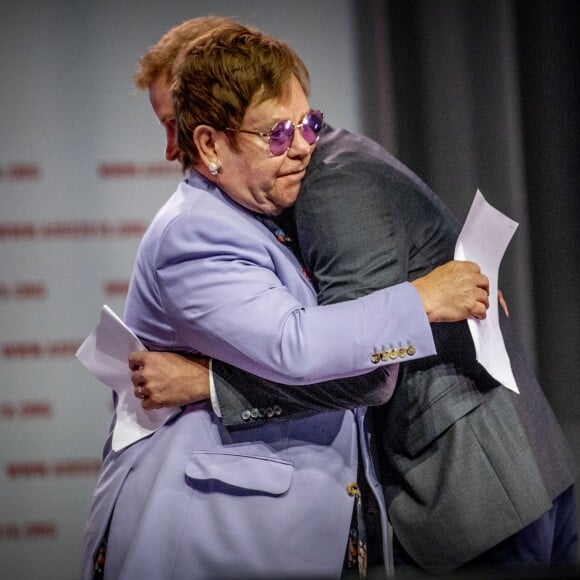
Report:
134,15,236,88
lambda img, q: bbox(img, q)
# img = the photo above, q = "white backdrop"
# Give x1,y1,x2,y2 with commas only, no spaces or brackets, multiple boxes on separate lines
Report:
0,1,361,578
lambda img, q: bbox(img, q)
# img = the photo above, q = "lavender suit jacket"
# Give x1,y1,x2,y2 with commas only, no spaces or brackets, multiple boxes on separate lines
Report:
80,172,436,579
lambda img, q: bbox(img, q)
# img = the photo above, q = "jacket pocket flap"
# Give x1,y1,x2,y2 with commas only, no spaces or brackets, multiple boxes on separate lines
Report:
403,374,485,457
186,451,293,495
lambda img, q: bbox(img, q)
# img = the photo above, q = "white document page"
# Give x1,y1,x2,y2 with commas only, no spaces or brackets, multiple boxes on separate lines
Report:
76,305,181,451
454,190,520,393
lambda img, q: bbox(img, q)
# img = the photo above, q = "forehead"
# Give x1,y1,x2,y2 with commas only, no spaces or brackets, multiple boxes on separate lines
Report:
243,76,309,127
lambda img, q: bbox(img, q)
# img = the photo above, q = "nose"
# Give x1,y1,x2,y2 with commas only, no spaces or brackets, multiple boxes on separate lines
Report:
165,122,179,161
286,127,312,158
165,141,179,162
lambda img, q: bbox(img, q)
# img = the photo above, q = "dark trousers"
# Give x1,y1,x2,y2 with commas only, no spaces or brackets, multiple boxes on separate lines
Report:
393,484,578,575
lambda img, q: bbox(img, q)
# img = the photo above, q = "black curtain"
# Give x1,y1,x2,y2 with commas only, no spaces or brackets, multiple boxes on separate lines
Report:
355,0,580,427
514,0,580,421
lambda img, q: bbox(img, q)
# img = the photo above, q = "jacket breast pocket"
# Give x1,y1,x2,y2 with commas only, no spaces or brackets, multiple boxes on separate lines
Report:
185,450,293,496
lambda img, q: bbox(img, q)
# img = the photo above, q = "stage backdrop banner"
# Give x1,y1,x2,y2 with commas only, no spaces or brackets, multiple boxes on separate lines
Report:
0,1,360,578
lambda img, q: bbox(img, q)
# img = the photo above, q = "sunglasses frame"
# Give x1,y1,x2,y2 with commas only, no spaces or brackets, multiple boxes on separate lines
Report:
225,109,324,156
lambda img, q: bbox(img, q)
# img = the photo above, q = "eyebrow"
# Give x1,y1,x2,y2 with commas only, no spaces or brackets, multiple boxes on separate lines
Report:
254,109,312,130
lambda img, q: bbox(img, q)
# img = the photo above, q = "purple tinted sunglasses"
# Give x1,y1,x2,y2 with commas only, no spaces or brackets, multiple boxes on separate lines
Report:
226,109,324,156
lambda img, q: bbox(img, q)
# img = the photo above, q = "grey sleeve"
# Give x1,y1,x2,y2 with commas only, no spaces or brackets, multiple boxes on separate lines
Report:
213,359,394,428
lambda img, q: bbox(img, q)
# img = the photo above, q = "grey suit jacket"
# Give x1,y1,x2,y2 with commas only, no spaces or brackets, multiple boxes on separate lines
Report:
213,126,576,572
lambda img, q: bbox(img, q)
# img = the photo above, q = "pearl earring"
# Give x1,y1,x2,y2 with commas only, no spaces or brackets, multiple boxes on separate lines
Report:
208,162,219,176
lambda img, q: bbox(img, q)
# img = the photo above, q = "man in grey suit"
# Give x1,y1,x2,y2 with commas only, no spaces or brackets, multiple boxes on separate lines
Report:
134,122,577,575
291,124,577,573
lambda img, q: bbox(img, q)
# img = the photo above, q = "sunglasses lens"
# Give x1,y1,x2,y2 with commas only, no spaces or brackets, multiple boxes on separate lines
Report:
267,111,324,155
300,110,324,144
269,120,295,156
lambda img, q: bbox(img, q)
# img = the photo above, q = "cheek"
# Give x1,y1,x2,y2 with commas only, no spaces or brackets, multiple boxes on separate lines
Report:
224,147,285,200
243,157,282,190
167,123,176,143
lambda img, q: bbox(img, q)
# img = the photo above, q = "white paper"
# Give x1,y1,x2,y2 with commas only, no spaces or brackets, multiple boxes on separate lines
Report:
455,190,520,393
76,305,181,451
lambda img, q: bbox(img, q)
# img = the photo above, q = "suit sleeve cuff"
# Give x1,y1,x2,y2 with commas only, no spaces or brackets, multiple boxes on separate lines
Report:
208,359,222,417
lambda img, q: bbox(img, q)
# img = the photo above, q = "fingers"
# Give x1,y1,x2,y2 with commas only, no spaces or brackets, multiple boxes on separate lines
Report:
130,352,172,409
128,350,210,409
133,384,164,410
470,296,488,320
128,350,146,371
476,272,489,292
498,289,510,317
134,385,148,400
133,379,169,409
131,369,145,388
458,263,489,320
466,277,490,320
459,262,489,291
141,397,163,411
137,389,169,411
412,260,492,323
478,283,490,310
129,351,165,408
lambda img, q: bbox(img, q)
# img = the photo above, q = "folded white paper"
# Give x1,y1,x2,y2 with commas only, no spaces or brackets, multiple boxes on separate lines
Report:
76,305,181,451
455,190,520,393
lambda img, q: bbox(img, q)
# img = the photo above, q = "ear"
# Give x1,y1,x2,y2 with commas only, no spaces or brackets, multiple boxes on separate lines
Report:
193,125,220,167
